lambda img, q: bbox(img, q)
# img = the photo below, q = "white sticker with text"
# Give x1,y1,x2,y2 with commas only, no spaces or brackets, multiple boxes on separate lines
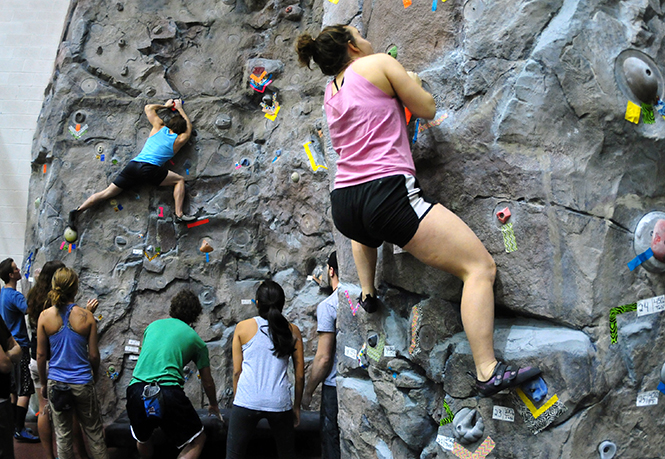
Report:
344,346,357,359
636,391,659,406
124,345,140,354
383,345,396,357
492,405,515,422
127,339,141,347
241,299,253,305
436,435,454,451
637,295,665,317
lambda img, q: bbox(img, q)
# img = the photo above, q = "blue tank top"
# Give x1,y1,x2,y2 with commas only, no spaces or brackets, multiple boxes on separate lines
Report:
234,317,292,412
48,304,93,385
132,127,178,166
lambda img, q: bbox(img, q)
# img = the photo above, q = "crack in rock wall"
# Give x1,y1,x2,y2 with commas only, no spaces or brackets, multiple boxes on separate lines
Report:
24,0,665,457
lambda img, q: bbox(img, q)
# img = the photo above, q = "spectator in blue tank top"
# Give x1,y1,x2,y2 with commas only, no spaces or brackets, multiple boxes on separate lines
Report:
70,98,197,227
36,267,108,459
227,281,305,459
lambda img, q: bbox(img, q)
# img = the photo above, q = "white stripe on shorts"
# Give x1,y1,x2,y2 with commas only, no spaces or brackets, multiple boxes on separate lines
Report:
404,175,431,219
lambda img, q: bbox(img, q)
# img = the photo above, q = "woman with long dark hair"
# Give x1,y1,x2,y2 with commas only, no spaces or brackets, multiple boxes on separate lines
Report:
27,261,93,459
227,280,304,458
36,268,108,459
295,26,541,396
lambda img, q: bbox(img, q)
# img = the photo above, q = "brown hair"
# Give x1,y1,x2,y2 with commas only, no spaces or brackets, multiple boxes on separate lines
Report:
47,267,79,311
27,260,65,326
158,109,188,134
169,290,202,324
296,25,356,76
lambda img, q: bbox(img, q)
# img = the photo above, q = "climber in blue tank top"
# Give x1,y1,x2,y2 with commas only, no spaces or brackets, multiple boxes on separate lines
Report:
70,98,198,225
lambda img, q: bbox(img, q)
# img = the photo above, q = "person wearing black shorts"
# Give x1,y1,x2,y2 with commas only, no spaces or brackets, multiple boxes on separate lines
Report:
70,98,196,226
296,26,542,397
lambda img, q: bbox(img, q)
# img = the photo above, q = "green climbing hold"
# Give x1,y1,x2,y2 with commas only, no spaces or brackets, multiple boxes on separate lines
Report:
387,46,398,59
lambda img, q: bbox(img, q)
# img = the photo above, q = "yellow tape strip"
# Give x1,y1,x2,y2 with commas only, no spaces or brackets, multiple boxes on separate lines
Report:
515,387,558,419
303,142,328,171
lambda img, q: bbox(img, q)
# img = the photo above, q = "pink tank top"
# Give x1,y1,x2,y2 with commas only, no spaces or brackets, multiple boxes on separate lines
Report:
324,66,416,189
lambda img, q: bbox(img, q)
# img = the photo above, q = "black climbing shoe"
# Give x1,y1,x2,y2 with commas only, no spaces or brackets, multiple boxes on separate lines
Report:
175,214,197,223
68,208,79,229
474,361,542,397
357,294,381,313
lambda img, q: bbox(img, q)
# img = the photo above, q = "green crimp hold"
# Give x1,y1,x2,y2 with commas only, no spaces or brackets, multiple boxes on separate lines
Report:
609,303,637,344
387,46,398,59
439,399,454,425
641,103,656,124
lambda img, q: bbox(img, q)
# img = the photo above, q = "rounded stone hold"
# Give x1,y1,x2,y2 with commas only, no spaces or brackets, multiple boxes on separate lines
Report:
64,227,78,243
96,144,104,154
146,87,156,97
74,112,86,123
291,172,300,183
623,56,659,104
120,66,128,76
34,197,41,208
116,2,124,11
452,408,484,445
598,441,617,459
96,46,103,55
633,211,665,273
367,333,379,347
521,376,548,403
152,25,163,35
660,361,665,384
118,38,126,47
115,236,127,246
108,365,115,373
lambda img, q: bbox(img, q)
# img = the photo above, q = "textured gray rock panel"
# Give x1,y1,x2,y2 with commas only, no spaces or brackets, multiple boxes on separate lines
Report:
24,0,665,457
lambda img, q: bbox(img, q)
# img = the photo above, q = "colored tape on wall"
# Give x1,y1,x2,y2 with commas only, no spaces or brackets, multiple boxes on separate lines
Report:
515,387,559,418
609,302,637,344
451,436,495,459
500,223,518,253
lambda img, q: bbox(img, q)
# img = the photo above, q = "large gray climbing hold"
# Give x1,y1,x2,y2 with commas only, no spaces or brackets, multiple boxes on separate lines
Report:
623,57,659,103
660,362,665,384
452,408,484,445
598,440,617,459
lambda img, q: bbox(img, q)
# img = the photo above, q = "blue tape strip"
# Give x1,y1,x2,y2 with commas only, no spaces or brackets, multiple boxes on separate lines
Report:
432,0,437,11
658,381,665,395
413,119,420,144
628,248,654,271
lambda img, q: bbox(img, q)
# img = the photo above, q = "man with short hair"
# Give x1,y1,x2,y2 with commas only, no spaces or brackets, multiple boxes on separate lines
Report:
0,258,39,443
302,251,340,459
126,290,220,459
70,98,196,227
0,316,23,458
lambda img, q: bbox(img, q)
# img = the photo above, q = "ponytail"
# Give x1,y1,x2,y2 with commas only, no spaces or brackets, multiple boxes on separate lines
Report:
48,267,79,311
256,281,296,358
296,25,355,76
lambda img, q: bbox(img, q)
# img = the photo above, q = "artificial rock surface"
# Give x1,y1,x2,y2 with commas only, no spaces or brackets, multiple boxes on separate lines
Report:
23,0,665,457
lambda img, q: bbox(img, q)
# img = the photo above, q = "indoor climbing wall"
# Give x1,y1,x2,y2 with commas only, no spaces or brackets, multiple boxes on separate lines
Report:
23,0,665,457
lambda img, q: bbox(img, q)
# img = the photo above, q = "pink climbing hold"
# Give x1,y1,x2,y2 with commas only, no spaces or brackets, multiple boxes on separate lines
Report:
651,219,665,262
496,207,511,224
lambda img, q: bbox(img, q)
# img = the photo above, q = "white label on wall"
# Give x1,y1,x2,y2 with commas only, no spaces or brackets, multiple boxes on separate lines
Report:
132,249,142,255
127,339,141,347
436,435,454,451
344,346,357,359
241,299,253,305
636,390,659,406
124,345,140,354
383,345,396,357
636,295,665,317
128,354,139,361
492,405,515,422
28,277,34,283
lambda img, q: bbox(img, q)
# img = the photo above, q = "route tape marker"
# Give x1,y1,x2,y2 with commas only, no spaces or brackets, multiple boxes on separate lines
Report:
366,334,385,362
609,303,637,344
409,305,420,354
515,387,558,418
452,436,495,459
628,248,653,271
303,142,328,171
187,219,209,228
500,223,518,253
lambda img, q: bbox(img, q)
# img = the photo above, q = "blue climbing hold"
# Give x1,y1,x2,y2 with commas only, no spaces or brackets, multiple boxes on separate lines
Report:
521,376,548,403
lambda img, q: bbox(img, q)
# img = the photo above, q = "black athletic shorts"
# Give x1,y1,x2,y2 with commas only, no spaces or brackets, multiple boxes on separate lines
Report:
113,161,169,190
330,174,435,248
126,383,203,449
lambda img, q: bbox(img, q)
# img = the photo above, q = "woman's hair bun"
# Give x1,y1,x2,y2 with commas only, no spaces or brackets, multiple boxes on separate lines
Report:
296,33,317,68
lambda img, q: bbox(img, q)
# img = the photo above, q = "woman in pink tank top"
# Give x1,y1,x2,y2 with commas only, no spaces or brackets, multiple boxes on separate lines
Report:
296,26,541,397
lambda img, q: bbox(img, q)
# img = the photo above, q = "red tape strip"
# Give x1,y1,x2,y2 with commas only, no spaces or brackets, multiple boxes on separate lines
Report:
187,219,209,228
